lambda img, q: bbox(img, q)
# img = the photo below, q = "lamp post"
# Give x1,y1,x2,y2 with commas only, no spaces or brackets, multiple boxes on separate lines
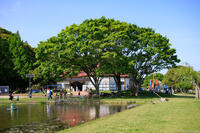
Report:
26,74,35,88
26,74,35,98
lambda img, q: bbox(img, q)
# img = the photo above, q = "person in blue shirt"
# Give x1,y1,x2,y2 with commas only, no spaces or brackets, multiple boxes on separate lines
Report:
47,89,53,100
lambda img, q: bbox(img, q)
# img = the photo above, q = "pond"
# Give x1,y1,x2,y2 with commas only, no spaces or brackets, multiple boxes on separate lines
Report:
0,102,130,132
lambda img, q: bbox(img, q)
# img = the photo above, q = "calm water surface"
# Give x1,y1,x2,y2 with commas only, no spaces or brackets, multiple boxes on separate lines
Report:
0,103,128,132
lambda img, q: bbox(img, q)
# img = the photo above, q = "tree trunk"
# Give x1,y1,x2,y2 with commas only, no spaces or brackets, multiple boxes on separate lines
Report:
129,74,141,96
129,74,134,90
95,84,100,96
195,85,200,100
114,74,121,95
192,81,200,100
87,75,101,96
133,81,140,96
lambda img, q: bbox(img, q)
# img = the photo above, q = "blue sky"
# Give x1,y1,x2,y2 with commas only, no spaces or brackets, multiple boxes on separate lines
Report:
0,0,200,72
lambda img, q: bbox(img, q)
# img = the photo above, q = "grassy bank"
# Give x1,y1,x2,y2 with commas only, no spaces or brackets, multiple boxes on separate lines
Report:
59,95,200,133
0,96,157,105
0,97,49,105
0,90,172,104
0,91,160,104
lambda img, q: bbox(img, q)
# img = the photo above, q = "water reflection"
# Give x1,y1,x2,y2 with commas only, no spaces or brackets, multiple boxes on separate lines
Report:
46,104,52,120
0,103,127,132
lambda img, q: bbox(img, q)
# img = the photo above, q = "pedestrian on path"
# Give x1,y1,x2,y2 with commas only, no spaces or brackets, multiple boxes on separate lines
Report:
47,88,53,100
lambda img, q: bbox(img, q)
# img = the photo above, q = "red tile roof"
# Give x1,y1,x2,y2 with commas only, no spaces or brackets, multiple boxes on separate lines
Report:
74,72,129,78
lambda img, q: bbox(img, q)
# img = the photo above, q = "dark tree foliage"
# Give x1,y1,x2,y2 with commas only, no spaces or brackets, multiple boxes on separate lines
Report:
0,27,36,91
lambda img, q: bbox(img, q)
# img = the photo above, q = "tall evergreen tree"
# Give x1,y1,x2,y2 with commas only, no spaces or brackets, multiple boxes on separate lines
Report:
9,31,35,79
0,27,36,91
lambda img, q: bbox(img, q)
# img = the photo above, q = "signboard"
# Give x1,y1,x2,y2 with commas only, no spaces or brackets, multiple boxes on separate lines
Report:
26,74,35,78
0,86,9,94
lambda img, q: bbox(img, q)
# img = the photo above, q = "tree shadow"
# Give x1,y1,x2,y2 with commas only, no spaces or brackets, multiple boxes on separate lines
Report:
169,94,195,99
100,90,195,100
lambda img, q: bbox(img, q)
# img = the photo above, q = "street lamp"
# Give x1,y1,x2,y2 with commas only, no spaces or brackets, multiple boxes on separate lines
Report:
26,74,35,88
26,74,35,98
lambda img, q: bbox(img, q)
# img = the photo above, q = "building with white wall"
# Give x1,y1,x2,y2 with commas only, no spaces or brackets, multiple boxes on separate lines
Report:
57,72,130,92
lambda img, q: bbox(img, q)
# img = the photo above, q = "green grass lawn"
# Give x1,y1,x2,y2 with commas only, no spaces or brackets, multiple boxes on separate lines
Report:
59,95,200,133
0,90,160,104
1,93,199,132
0,97,51,104
100,97,159,105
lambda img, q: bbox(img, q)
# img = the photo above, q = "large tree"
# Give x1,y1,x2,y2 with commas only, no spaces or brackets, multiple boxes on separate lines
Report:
127,26,180,96
55,17,180,96
100,19,131,94
57,18,110,95
57,17,136,95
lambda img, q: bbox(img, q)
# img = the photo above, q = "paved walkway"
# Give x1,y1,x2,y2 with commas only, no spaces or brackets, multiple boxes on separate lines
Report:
0,94,46,99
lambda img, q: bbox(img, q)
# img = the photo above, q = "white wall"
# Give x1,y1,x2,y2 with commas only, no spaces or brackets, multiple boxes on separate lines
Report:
99,77,110,91
57,81,70,89
57,77,130,91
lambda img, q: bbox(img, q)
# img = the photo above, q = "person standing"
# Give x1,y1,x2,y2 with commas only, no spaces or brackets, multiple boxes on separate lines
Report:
47,88,49,97
64,89,67,99
29,88,32,98
47,88,52,100
50,89,53,100
9,91,13,101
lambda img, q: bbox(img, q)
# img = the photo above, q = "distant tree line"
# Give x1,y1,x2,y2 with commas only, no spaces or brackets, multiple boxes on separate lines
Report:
163,65,200,97
143,67,200,92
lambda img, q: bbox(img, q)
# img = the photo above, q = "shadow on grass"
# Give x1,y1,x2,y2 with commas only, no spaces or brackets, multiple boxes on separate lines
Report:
100,90,195,100
170,94,195,99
